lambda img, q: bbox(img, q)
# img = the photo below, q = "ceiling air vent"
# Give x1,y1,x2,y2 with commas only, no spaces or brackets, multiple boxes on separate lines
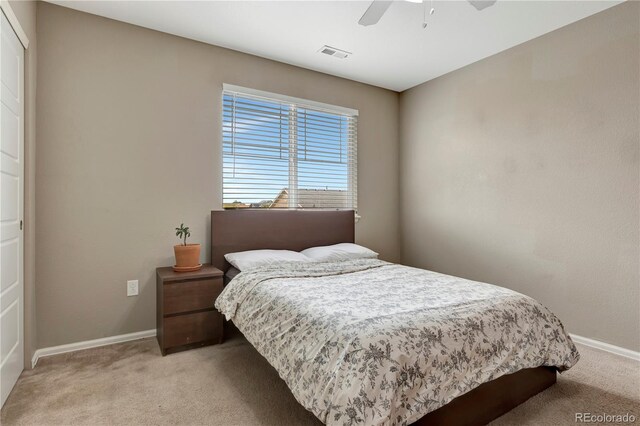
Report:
319,45,351,59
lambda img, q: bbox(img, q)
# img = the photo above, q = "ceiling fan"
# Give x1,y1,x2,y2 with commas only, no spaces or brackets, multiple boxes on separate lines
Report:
358,0,497,27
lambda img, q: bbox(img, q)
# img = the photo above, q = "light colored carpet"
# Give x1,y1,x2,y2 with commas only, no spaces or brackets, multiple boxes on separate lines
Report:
2,329,638,425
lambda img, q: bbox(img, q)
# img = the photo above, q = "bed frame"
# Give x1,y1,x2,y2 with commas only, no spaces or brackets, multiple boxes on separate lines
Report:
211,209,355,272
211,210,556,425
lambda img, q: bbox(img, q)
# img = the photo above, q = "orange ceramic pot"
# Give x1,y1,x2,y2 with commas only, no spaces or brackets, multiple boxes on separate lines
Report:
174,244,201,268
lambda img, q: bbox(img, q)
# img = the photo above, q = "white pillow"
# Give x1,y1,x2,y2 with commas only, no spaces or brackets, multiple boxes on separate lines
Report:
225,249,311,271
301,243,378,262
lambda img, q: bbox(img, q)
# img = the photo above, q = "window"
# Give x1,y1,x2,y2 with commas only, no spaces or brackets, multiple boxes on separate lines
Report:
222,85,357,211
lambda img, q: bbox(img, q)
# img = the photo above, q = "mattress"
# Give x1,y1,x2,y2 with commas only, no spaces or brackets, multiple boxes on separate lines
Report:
215,259,579,425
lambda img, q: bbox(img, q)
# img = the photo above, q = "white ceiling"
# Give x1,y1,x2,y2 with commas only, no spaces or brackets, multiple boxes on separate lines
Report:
47,0,623,91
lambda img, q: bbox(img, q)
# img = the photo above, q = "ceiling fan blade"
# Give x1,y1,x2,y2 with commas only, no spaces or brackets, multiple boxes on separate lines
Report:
468,0,497,11
358,0,393,26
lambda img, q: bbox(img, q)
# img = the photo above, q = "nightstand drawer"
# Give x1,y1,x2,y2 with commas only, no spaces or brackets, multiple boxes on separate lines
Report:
163,278,222,315
156,264,224,355
163,311,222,348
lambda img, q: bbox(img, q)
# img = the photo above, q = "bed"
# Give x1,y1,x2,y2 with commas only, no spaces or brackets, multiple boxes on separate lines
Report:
211,210,579,425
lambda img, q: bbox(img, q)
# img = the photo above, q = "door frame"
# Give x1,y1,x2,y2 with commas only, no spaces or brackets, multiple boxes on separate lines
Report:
0,1,29,50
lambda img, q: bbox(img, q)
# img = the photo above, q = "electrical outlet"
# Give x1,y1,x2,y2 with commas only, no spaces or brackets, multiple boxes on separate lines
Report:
127,280,139,297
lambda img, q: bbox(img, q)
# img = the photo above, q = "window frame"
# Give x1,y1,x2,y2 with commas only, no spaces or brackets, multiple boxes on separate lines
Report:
221,84,358,212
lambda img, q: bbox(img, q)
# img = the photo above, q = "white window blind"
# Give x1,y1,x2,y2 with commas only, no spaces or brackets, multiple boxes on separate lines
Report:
222,86,357,211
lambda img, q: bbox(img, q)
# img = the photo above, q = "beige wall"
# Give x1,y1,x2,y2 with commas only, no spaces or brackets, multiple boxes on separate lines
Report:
400,2,640,351
8,0,37,368
35,2,400,347
36,1,639,352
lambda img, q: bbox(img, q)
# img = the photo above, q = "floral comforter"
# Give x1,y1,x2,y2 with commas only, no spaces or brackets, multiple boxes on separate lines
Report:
215,259,579,426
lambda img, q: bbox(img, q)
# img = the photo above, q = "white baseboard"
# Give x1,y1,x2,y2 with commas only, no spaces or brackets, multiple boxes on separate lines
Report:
29,329,638,369
570,333,640,361
31,329,156,368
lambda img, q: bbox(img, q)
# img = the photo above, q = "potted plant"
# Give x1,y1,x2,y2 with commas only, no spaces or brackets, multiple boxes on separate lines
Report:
173,223,201,272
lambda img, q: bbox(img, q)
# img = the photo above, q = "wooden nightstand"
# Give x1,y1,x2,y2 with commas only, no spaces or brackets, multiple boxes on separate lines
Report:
156,264,224,355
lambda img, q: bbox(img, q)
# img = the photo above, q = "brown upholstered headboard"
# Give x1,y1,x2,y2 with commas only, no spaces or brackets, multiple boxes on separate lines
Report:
211,210,355,272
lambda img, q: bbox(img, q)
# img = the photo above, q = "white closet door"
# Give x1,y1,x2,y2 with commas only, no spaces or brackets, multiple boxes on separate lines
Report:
0,9,24,408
